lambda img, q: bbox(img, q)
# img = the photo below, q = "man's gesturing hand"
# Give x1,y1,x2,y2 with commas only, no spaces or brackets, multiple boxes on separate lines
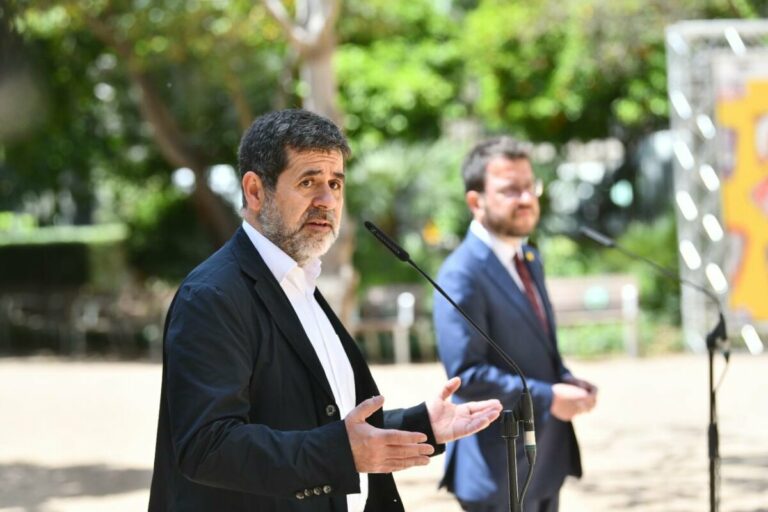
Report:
345,395,434,474
426,377,503,444
550,382,596,421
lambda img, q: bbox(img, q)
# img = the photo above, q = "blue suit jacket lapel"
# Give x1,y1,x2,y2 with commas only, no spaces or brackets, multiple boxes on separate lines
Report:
521,245,558,347
466,233,557,358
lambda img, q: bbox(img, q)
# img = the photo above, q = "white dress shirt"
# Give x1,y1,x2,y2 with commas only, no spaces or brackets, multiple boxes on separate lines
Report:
242,221,367,512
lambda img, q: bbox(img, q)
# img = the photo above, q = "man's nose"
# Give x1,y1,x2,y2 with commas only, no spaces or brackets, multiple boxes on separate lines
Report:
312,183,339,209
517,190,536,202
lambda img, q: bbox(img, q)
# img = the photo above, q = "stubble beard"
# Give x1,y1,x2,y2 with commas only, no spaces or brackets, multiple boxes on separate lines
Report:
258,193,339,266
484,205,538,238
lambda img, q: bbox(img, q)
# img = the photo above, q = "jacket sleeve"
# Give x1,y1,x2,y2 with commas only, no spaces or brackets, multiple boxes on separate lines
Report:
433,265,555,418
383,404,446,456
164,282,359,497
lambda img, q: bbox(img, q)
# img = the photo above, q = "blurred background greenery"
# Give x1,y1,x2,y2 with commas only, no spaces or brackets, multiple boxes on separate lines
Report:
1,0,764,359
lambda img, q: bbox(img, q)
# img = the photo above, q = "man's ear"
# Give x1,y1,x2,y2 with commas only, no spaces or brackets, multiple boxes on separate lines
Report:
242,171,265,215
466,190,483,220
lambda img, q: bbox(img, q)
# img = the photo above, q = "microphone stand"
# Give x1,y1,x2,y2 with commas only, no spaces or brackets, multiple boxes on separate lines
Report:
503,411,521,512
580,226,728,512
364,221,535,512
706,312,726,512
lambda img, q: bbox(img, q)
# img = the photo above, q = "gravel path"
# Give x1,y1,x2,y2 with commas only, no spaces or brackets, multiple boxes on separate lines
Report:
0,353,765,511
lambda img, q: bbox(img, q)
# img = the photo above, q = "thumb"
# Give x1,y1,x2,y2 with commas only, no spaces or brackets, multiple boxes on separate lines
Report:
440,377,461,400
347,395,385,423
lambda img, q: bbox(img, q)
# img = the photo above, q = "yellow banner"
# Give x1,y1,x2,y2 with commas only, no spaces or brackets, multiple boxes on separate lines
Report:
716,79,768,321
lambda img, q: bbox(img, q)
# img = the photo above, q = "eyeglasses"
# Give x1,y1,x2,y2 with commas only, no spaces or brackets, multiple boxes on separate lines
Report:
496,179,544,200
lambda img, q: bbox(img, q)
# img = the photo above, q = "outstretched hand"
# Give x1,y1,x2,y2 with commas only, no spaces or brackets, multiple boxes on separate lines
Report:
426,377,503,444
345,395,434,474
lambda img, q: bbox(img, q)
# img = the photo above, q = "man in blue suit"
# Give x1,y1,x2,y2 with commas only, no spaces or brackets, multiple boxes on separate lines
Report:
434,136,598,512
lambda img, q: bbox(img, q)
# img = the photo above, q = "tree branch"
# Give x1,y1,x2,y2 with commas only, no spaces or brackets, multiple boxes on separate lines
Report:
85,15,237,245
263,0,340,55
263,0,313,50
85,16,207,171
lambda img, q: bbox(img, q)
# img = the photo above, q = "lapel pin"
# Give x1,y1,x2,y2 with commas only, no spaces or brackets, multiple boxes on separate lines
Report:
525,251,535,262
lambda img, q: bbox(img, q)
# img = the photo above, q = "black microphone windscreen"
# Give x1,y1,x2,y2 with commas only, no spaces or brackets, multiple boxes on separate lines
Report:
364,221,410,262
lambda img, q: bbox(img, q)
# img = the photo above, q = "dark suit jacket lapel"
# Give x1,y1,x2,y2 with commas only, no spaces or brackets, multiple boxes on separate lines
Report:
230,228,335,402
315,291,382,407
465,233,557,358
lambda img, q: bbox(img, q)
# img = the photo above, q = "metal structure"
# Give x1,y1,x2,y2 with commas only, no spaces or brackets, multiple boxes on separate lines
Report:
666,20,768,512
666,20,768,353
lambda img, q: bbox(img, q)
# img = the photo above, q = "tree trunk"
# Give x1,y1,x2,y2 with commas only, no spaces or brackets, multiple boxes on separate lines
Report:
299,32,342,125
264,0,357,324
86,15,238,248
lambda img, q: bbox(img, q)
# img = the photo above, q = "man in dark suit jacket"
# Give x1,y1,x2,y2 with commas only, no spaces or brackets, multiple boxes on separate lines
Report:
149,109,502,512
434,137,598,512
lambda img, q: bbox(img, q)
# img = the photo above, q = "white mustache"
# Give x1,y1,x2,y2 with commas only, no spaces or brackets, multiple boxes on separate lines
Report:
303,209,336,229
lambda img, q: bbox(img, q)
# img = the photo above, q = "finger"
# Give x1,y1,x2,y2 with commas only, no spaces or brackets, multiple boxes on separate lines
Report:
473,406,502,423
580,380,597,394
378,428,428,445
465,399,503,414
347,395,385,423
440,377,461,400
377,456,430,473
385,443,435,458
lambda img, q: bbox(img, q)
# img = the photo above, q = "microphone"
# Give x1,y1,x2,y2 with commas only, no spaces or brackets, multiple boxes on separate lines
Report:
578,226,615,248
363,221,537,461
578,225,729,359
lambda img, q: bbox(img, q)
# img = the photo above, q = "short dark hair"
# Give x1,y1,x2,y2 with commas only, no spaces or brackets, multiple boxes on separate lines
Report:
461,136,532,193
238,109,351,191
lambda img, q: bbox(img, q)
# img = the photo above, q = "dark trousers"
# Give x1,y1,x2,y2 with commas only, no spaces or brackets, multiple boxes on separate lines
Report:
460,494,559,512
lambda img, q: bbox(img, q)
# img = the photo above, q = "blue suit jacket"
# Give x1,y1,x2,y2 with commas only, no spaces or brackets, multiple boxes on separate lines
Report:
434,231,581,506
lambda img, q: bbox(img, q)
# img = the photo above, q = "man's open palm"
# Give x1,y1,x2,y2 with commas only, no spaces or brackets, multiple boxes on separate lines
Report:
426,377,503,444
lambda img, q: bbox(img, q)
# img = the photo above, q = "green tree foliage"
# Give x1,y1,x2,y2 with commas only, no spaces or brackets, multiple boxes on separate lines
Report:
346,138,469,288
5,1,286,212
337,1,464,148
3,0,291,276
336,0,762,148
3,0,764,288
457,0,750,143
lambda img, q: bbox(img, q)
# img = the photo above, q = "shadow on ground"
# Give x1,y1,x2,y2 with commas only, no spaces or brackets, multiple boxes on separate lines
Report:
0,462,151,511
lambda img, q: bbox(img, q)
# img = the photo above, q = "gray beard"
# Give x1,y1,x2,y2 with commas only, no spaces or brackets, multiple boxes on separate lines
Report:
258,194,338,266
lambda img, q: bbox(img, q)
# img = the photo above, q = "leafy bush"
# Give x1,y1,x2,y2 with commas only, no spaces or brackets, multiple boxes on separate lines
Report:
347,138,470,292
126,187,213,282
0,224,127,291
558,312,684,358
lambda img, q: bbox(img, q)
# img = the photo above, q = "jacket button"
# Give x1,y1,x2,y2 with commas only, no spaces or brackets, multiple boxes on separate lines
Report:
325,404,337,416
313,486,322,495
295,492,304,500
323,484,332,494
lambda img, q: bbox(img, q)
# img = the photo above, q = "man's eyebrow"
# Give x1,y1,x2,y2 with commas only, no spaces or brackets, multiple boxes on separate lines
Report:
296,169,345,180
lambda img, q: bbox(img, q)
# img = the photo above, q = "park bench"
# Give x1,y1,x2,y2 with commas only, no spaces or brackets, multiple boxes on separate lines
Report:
545,273,640,356
351,273,640,363
351,284,433,364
